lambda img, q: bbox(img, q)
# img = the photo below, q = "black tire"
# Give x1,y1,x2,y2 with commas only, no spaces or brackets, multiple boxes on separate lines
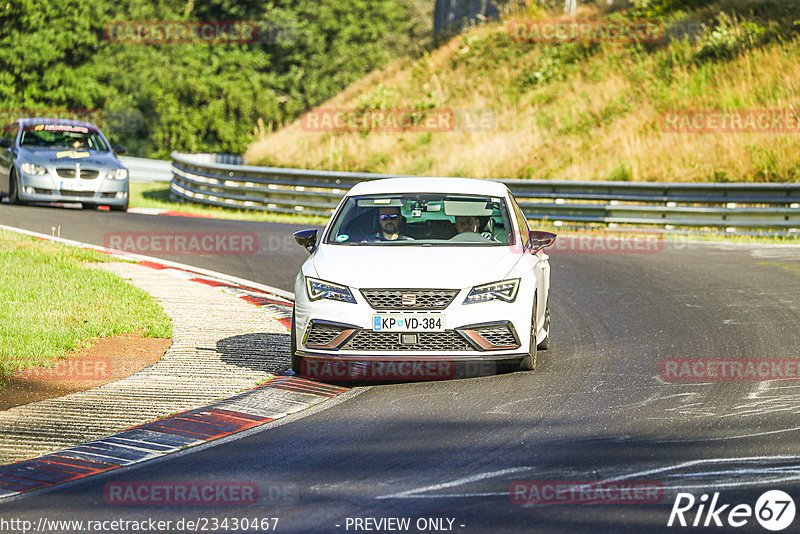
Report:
290,309,302,375
8,169,23,205
537,297,550,350
110,202,128,212
81,203,98,210
520,293,537,371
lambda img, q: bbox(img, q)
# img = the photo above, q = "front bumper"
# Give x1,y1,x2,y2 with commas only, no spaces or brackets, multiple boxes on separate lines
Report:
301,318,521,354
294,349,528,381
17,170,128,206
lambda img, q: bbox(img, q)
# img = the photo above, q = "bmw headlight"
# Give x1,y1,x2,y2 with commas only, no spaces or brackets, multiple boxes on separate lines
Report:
20,163,46,176
106,168,129,180
306,277,357,304
464,278,520,304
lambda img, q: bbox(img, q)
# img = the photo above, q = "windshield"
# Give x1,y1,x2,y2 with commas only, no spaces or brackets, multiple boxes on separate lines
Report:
19,123,110,151
325,193,513,245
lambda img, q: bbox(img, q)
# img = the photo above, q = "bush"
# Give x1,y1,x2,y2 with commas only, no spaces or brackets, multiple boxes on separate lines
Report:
694,12,770,62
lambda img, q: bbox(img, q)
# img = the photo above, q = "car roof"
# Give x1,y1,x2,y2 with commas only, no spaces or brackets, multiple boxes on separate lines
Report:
347,177,510,197
17,118,100,130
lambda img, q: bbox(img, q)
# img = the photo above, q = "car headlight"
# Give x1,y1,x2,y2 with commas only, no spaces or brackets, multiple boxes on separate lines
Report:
306,277,357,304
20,163,46,176
106,168,128,180
464,278,520,304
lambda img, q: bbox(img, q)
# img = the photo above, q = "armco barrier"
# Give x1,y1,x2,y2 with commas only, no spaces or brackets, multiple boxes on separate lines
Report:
169,151,800,230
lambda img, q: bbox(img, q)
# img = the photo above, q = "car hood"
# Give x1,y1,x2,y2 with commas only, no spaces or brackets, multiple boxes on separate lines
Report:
311,244,522,289
17,147,122,168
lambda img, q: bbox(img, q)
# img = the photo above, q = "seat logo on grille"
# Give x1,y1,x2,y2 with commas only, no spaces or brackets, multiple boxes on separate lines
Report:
401,293,416,306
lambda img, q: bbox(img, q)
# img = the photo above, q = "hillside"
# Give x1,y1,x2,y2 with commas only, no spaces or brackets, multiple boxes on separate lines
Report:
246,0,800,183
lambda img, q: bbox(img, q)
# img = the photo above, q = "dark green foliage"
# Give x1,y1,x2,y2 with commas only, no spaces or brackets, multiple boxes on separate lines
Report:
0,0,432,157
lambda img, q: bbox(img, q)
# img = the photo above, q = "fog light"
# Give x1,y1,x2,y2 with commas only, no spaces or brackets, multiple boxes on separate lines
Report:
115,192,127,199
24,186,35,195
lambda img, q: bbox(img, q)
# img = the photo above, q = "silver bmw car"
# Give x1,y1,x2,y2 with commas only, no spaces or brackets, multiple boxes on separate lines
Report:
0,118,129,211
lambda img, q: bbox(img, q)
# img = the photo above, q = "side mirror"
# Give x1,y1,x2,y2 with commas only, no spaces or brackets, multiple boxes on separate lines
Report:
113,145,127,155
293,229,318,253
528,230,557,252
0,139,11,148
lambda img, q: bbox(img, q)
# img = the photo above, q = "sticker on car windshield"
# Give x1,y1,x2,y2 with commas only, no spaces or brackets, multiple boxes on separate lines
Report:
336,234,349,242
33,124,90,133
372,314,445,332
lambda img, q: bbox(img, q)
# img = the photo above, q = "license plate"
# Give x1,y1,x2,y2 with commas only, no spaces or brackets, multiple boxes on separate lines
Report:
60,179,94,191
372,314,445,332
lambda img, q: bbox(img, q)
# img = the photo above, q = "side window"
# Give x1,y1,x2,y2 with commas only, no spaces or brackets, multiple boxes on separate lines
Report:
510,196,530,248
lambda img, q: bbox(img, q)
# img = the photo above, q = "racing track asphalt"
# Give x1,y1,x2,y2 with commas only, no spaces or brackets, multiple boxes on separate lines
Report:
2,202,800,533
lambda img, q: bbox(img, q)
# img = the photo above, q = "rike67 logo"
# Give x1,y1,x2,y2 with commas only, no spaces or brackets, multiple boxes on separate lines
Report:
668,491,796,531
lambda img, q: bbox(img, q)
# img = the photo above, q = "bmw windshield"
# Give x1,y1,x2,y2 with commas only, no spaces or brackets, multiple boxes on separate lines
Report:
19,123,110,151
325,193,514,245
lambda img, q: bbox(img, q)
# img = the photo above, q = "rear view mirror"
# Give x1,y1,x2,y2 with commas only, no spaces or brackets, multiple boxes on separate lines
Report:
528,230,557,252
0,139,11,148
113,145,127,155
294,229,318,253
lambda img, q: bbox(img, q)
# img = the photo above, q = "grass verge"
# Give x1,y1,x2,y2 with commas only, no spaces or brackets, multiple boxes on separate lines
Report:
130,182,330,225
0,230,172,385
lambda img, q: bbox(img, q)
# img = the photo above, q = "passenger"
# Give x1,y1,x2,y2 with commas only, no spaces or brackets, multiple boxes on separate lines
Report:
454,215,498,242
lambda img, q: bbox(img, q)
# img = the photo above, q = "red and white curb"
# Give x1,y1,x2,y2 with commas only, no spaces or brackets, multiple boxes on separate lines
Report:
0,225,347,500
0,376,345,499
127,207,216,218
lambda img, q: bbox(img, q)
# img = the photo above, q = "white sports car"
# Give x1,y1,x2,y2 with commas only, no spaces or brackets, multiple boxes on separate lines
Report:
291,177,556,381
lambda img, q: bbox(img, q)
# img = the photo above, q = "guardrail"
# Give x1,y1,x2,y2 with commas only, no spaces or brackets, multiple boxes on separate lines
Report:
170,151,800,230
119,156,172,183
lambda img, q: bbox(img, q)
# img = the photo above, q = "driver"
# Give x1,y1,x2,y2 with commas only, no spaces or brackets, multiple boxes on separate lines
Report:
455,215,498,242
369,206,413,241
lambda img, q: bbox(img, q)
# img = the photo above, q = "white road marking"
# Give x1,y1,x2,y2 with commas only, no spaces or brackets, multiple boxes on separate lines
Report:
377,456,800,500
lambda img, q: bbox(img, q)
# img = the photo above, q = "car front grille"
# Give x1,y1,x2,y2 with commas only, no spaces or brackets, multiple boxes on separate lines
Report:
56,168,100,179
360,289,459,310
342,330,471,351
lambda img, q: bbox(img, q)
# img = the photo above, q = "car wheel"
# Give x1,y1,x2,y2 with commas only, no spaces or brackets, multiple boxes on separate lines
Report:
110,202,128,212
8,169,24,205
520,292,537,371
81,203,98,210
290,309,302,375
537,297,550,350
